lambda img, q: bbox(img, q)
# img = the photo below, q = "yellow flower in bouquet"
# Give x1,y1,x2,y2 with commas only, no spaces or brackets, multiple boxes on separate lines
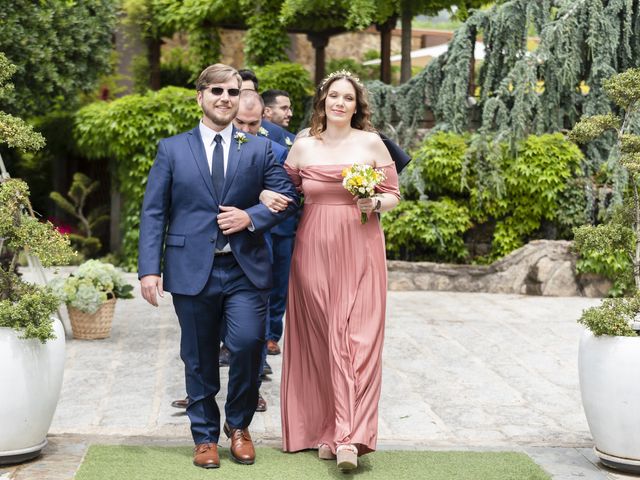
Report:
342,163,386,224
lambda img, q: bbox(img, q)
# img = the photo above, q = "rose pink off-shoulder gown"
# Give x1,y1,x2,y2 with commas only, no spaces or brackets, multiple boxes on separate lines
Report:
281,163,400,456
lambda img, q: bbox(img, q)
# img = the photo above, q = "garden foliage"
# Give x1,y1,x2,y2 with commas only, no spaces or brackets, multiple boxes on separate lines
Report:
570,68,640,298
0,0,116,117
383,131,586,261
74,87,201,270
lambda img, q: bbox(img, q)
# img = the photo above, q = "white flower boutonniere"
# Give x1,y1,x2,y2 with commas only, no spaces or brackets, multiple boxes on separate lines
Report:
234,131,248,151
258,126,269,137
285,136,293,148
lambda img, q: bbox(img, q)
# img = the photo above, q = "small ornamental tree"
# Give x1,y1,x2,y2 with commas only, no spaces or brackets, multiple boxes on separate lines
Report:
0,54,74,342
570,68,640,336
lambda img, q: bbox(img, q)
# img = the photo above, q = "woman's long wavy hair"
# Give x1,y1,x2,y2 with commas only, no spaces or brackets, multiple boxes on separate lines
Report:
309,74,375,136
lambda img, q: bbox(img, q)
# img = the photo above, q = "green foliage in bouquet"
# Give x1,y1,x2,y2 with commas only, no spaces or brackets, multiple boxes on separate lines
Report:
49,260,133,314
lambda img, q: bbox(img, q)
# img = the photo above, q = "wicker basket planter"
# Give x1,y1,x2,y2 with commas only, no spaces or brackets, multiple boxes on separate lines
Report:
68,297,117,340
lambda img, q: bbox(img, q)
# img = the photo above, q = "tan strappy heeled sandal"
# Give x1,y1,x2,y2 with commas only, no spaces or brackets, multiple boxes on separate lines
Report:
336,444,358,471
318,444,336,460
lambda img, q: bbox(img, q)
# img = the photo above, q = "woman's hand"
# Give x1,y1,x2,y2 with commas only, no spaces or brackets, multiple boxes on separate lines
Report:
260,189,293,213
356,196,377,215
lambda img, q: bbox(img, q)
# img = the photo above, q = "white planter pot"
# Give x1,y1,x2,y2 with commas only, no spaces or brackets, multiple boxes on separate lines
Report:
0,318,65,464
578,329,640,473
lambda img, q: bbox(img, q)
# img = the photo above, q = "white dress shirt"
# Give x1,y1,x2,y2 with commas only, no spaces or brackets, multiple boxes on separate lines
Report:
199,121,235,252
199,121,233,176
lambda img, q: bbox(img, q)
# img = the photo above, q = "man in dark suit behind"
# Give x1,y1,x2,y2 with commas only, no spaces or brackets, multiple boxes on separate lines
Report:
138,64,298,469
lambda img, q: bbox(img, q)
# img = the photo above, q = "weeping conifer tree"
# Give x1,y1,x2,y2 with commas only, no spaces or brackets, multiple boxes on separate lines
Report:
367,0,640,210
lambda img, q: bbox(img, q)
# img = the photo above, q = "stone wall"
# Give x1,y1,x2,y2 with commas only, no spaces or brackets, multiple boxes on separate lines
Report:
219,28,452,76
388,240,610,297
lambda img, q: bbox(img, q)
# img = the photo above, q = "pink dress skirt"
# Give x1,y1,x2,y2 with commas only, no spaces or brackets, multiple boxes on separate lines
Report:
281,163,400,456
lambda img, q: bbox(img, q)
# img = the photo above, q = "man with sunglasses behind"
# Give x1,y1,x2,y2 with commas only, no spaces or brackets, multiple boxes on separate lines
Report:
138,64,298,470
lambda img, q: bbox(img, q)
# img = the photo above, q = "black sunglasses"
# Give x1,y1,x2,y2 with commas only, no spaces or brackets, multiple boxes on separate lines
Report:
206,87,240,97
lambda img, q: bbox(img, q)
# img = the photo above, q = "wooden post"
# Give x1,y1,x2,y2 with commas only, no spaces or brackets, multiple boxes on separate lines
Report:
400,7,412,83
308,33,329,86
377,16,397,84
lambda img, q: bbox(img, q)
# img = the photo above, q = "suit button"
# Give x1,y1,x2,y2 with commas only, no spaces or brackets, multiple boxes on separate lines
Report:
210,237,215,243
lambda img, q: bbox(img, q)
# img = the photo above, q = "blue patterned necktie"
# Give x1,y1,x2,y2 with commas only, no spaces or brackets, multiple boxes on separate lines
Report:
212,134,227,250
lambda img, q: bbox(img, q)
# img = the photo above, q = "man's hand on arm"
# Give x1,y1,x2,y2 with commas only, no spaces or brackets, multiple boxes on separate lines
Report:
218,206,252,234
259,189,293,213
140,274,164,307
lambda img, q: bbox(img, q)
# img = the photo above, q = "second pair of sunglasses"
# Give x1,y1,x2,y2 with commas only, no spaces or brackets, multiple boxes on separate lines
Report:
207,87,241,97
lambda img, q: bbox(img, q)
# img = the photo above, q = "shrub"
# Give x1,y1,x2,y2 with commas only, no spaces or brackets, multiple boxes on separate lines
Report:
382,199,471,262
74,87,201,270
395,131,586,262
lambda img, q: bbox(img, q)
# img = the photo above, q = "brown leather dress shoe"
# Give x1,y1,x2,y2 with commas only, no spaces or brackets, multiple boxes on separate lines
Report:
171,396,188,409
224,422,255,465
256,393,267,412
193,443,219,469
266,339,281,355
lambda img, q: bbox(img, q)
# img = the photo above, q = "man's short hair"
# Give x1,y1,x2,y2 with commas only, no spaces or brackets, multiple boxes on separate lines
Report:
262,89,290,107
238,69,259,90
239,90,265,111
196,64,241,91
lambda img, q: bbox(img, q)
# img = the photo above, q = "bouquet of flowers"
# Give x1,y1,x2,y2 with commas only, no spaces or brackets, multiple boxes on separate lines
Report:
341,163,386,224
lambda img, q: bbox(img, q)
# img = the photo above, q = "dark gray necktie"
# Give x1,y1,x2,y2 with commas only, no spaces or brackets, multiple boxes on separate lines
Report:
211,134,225,198
212,134,227,250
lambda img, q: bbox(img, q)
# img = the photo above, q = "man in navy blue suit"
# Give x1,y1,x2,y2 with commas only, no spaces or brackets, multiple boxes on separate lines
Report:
261,89,296,148
138,64,298,469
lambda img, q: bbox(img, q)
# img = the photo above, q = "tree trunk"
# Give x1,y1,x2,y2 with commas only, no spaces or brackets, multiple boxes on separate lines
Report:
147,38,161,91
400,7,412,83
109,157,121,253
377,16,396,84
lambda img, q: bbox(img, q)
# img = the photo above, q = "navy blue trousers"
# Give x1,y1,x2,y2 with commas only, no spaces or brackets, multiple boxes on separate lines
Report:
172,254,268,444
267,234,294,342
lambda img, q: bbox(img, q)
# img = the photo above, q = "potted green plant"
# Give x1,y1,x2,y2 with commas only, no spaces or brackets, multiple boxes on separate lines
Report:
0,52,75,464
50,259,133,339
569,67,640,473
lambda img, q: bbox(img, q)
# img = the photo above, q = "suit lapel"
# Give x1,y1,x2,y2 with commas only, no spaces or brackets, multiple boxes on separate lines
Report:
187,126,217,201
221,126,242,200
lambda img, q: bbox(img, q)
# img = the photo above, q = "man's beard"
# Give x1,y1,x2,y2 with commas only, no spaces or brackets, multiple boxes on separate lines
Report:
202,102,238,127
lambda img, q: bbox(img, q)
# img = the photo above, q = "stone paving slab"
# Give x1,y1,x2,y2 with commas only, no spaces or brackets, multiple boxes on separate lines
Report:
2,278,637,479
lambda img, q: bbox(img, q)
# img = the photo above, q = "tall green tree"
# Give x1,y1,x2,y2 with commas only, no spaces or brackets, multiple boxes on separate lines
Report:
0,0,117,117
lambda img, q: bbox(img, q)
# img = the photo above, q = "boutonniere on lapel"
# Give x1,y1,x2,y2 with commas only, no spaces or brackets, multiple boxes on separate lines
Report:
285,136,293,148
234,131,248,151
258,127,269,137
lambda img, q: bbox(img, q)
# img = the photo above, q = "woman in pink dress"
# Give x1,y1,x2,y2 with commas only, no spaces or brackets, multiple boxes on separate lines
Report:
280,71,400,471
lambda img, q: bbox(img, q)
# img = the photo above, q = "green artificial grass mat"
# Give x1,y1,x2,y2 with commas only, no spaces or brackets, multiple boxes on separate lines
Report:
74,445,550,480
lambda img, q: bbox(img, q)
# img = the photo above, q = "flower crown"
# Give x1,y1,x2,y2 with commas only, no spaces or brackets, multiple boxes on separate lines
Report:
320,69,362,89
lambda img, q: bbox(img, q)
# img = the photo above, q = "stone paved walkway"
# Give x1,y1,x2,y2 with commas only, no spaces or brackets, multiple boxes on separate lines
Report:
2,276,638,479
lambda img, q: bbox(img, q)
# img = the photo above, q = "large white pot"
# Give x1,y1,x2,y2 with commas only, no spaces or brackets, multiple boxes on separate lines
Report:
578,329,640,473
0,318,65,464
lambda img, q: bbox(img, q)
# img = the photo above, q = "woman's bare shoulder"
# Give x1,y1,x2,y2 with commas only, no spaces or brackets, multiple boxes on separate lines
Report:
352,129,383,145
286,135,320,167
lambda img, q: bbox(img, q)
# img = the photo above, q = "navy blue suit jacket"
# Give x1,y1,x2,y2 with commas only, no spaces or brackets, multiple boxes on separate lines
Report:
138,125,299,294
261,119,295,148
260,135,297,238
